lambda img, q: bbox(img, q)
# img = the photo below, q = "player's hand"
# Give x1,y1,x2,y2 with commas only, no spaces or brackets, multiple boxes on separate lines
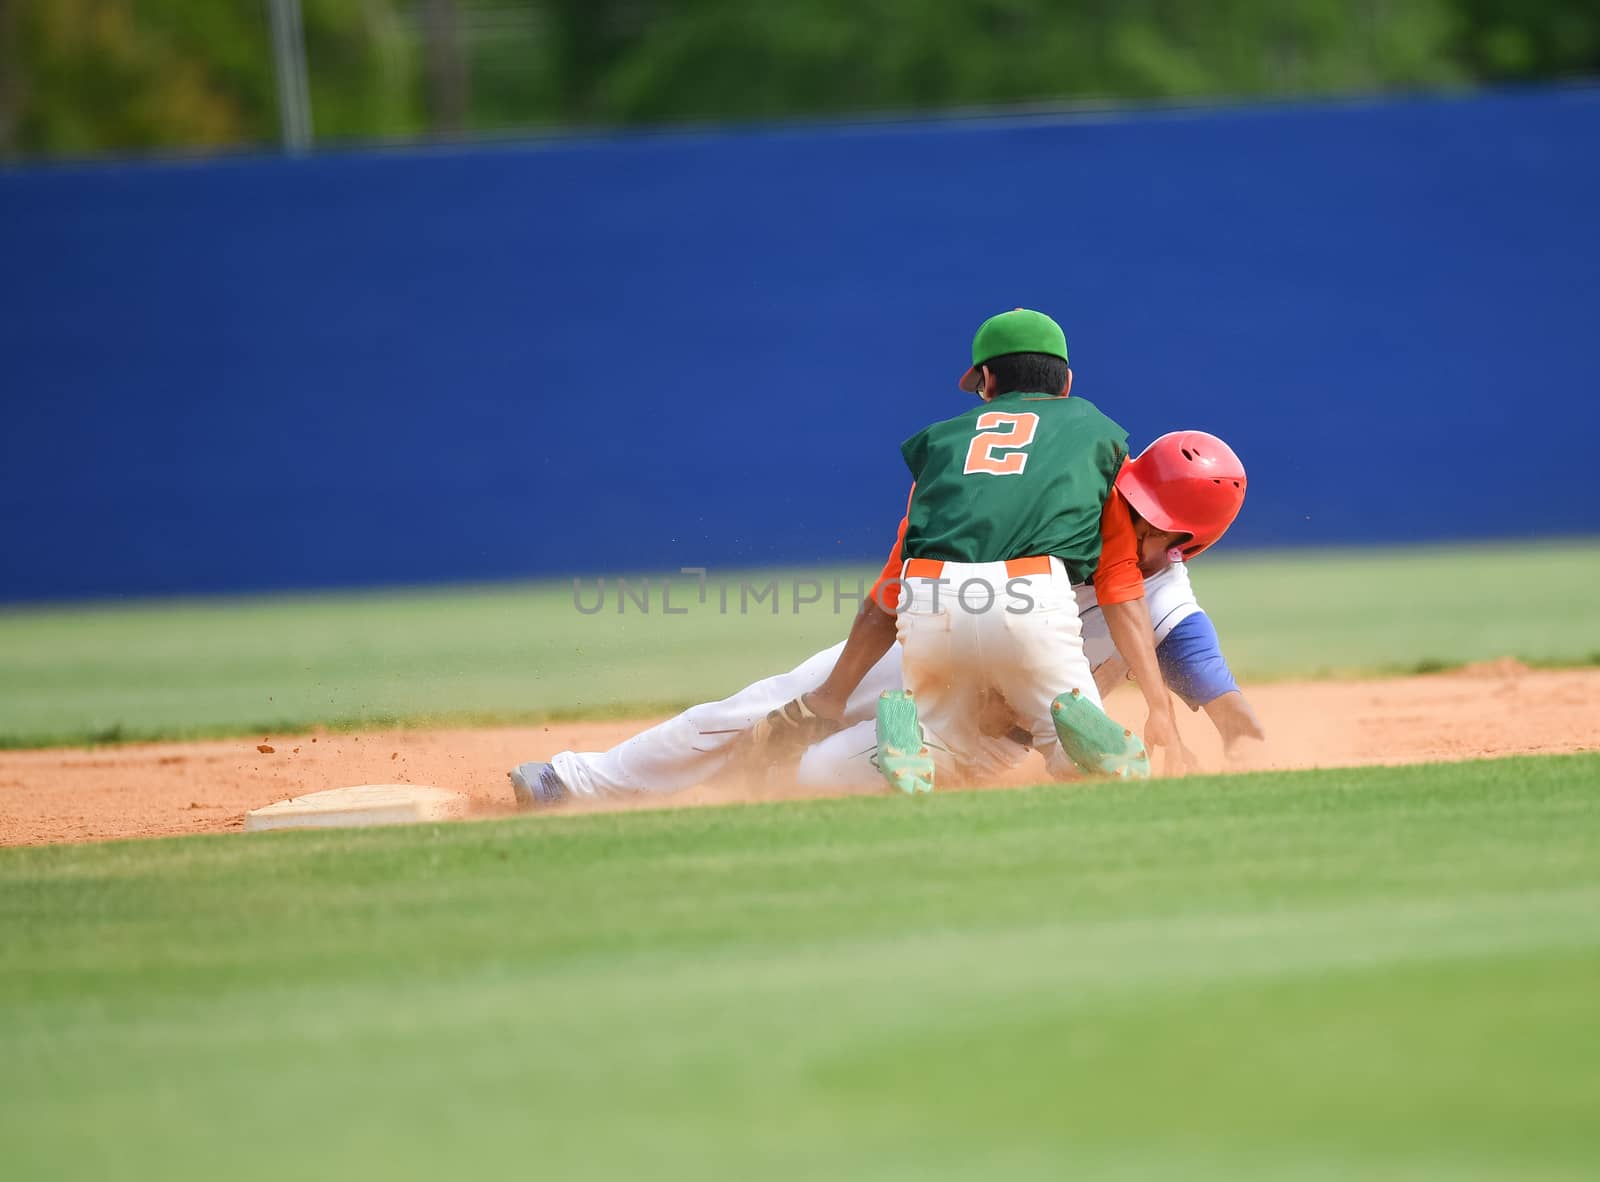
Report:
744,693,844,768
1172,735,1202,775
1223,734,1269,770
1142,708,1193,776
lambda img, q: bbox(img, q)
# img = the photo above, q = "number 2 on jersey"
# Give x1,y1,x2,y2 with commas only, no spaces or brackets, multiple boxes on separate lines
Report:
963,411,1040,476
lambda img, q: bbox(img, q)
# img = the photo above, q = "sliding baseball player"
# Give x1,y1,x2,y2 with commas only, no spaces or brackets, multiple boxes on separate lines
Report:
511,429,1256,807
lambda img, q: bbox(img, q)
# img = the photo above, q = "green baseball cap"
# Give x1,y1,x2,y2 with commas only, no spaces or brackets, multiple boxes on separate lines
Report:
959,308,1069,393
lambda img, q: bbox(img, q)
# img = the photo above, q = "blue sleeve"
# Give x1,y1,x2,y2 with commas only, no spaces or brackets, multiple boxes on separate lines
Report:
1156,612,1239,710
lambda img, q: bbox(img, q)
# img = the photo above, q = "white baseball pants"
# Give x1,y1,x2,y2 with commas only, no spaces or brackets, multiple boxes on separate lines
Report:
895,556,1098,781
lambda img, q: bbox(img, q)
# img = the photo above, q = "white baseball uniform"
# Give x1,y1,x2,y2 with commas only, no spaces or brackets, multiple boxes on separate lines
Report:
548,639,902,800
893,555,1095,781
799,558,1219,789
545,560,1218,800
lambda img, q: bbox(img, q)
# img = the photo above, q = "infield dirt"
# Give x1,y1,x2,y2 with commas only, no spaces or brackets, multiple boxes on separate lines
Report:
3,663,1596,847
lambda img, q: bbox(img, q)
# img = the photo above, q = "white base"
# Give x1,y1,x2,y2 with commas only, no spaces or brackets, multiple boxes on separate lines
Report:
244,784,467,833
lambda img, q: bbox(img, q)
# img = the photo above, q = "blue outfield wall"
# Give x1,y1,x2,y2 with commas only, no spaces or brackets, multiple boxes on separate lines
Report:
1,87,1598,600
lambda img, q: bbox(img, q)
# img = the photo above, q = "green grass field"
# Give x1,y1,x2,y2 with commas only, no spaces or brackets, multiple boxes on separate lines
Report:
2,542,1597,747
4,754,1598,1179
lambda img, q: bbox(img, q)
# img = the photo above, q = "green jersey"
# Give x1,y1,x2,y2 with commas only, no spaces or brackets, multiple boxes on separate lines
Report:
899,390,1129,583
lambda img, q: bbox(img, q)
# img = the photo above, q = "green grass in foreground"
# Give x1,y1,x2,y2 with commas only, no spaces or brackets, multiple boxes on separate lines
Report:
1,541,1596,747
3,754,1599,1179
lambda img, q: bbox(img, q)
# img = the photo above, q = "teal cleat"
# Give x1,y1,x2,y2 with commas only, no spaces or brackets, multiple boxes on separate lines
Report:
1050,688,1151,779
875,690,935,795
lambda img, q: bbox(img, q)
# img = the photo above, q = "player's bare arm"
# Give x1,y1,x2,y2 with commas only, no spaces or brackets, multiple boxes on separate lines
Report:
1100,597,1182,770
1204,691,1266,757
1092,489,1184,772
805,504,909,722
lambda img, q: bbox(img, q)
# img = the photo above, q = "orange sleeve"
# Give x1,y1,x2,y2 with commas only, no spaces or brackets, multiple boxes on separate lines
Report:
868,485,915,611
1093,487,1144,606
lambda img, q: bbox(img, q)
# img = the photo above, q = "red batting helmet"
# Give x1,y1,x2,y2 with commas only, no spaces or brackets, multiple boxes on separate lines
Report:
1116,431,1247,560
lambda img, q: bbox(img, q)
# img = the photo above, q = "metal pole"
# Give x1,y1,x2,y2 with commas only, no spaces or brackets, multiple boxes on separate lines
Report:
0,0,16,157
422,0,470,136
267,0,313,153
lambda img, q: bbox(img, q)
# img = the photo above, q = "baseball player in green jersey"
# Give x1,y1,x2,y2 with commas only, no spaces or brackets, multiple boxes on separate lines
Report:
510,426,1257,809
752,308,1181,791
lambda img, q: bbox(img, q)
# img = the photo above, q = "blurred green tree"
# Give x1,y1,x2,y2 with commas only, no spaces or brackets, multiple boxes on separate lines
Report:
1,0,1595,160
1454,0,1600,78
554,0,1468,124
0,0,419,157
